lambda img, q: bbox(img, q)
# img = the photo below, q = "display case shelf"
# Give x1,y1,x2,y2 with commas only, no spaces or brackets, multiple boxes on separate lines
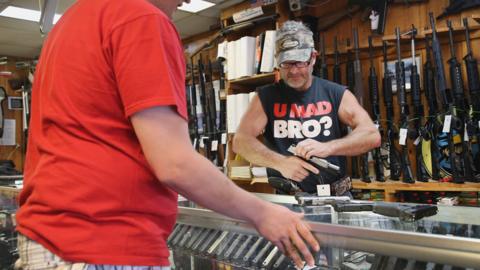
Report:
352,179,480,202
228,72,277,88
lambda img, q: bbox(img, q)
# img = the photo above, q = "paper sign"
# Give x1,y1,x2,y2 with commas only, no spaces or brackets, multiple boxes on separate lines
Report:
413,136,421,146
221,133,227,145
399,128,408,146
443,115,452,133
211,140,218,151
464,123,469,142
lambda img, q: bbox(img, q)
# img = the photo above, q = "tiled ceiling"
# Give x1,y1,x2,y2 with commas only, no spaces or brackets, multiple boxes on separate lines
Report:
0,0,244,58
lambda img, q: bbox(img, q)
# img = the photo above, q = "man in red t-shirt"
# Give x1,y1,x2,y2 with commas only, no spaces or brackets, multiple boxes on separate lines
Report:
15,0,319,269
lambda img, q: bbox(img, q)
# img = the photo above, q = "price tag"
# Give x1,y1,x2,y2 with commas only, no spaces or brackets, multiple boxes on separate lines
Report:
375,124,380,130
211,140,219,151
443,115,452,133
464,123,469,142
193,138,197,149
200,136,209,148
413,136,421,146
399,128,408,145
221,133,227,145
478,120,480,129
317,184,331,196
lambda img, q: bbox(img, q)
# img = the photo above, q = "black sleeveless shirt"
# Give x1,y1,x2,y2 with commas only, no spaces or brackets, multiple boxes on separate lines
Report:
257,76,347,193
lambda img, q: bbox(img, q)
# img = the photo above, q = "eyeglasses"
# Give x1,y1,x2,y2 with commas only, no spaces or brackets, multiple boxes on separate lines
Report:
279,60,311,69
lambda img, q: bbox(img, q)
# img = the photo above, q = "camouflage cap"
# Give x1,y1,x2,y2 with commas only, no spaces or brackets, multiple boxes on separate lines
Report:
275,20,315,65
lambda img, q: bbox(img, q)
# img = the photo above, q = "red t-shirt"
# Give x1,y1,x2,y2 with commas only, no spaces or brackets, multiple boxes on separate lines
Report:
16,0,187,266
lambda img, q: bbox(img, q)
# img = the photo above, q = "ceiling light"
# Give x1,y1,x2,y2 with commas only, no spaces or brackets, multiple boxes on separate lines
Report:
0,6,61,23
178,0,215,13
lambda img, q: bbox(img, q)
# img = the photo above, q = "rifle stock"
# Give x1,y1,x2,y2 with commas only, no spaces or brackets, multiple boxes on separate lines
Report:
353,28,372,183
463,18,480,176
197,59,213,161
346,38,359,179
320,35,328,80
394,27,414,183
429,13,464,183
333,36,341,84
423,36,441,180
446,20,478,182
407,25,429,182
188,61,199,147
382,41,401,181
368,36,385,182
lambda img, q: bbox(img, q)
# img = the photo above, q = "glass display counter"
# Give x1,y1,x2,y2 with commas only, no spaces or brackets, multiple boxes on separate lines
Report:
0,188,479,269
171,194,480,270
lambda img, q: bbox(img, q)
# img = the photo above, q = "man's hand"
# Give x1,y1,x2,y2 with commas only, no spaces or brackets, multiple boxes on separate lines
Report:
253,203,320,268
277,156,319,182
296,139,333,160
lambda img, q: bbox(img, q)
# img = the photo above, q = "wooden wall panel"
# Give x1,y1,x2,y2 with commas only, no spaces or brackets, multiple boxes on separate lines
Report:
0,60,27,172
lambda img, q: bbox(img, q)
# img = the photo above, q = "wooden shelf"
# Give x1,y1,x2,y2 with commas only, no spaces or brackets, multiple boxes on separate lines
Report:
230,176,268,183
322,17,480,56
230,176,252,181
352,180,480,202
324,38,391,56
383,19,480,41
228,72,277,87
231,177,273,194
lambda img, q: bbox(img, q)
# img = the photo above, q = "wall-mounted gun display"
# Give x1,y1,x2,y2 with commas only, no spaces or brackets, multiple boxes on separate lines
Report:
186,58,227,168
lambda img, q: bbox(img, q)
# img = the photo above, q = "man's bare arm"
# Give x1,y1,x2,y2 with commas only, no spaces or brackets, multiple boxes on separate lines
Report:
131,106,319,267
233,95,318,181
296,90,381,160
335,89,381,154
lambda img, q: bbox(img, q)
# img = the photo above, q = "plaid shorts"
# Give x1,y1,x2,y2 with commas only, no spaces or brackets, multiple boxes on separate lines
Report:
16,234,171,270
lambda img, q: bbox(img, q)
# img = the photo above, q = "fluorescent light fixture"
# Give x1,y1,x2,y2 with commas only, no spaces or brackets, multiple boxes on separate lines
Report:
0,6,61,23
178,0,215,13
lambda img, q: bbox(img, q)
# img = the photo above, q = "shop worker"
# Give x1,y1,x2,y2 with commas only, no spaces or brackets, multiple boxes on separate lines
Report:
233,20,380,196
15,1,319,269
